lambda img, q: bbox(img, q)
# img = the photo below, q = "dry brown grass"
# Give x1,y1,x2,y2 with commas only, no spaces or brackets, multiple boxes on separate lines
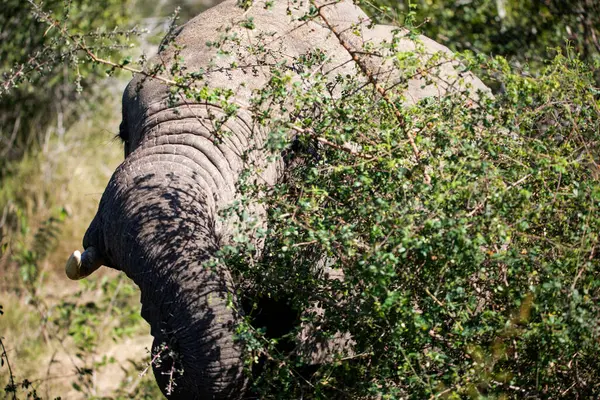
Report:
0,93,160,399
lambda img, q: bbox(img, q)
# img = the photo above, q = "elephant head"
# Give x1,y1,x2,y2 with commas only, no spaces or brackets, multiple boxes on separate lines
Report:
66,0,489,398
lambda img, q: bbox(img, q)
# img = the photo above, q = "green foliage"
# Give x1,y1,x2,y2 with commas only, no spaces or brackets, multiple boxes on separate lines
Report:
2,202,144,398
1,272,146,399
0,0,139,174
365,0,600,82
128,4,599,396
2,305,58,400
220,39,600,397
0,96,143,398
10,208,68,297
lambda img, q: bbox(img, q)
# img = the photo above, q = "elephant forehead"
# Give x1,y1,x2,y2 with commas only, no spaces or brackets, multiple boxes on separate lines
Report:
139,0,360,97
123,0,489,131
122,0,358,135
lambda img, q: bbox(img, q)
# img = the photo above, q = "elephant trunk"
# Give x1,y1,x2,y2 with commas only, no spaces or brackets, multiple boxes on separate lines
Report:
79,146,248,399
144,257,246,399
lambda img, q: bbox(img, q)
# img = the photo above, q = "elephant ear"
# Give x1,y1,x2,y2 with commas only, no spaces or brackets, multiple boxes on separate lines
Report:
118,120,132,158
359,25,491,104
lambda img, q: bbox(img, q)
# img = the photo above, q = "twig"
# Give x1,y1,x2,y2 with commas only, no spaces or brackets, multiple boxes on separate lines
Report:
397,343,430,388
291,240,319,248
27,0,178,87
287,124,373,160
490,379,527,394
312,0,430,184
571,244,596,292
0,336,17,400
561,382,577,397
165,358,176,395
424,287,445,309
99,275,123,332
338,351,370,361
139,346,166,377
467,174,531,217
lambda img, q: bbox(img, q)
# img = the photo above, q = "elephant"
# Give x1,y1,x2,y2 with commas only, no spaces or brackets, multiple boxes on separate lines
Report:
65,0,489,398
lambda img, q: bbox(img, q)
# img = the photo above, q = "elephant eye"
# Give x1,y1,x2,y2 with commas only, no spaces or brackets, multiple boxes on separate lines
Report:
117,120,132,158
117,120,129,143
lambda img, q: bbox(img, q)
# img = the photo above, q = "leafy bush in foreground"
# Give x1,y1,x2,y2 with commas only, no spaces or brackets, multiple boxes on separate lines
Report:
225,46,600,398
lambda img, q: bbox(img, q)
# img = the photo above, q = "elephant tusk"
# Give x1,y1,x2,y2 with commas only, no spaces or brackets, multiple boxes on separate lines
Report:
65,247,103,280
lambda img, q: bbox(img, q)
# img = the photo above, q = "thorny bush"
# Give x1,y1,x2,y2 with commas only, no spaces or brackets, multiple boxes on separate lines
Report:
222,38,600,400
0,0,140,174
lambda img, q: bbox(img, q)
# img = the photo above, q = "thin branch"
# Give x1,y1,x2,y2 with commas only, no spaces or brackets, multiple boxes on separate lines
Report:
424,287,445,309
0,336,17,400
312,0,430,184
466,174,531,217
571,243,597,292
287,124,374,160
27,0,177,87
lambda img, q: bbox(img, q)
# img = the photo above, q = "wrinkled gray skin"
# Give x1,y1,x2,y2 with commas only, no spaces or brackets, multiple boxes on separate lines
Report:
76,0,488,398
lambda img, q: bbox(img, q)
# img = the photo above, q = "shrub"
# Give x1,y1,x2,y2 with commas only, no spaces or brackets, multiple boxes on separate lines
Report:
365,0,600,83
225,45,600,398
0,0,139,175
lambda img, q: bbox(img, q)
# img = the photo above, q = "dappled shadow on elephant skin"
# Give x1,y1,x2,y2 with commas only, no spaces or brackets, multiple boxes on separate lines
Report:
147,276,243,399
93,169,245,398
151,309,244,399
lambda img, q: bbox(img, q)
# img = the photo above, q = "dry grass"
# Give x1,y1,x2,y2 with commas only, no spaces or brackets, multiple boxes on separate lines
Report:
1,89,122,273
0,92,160,399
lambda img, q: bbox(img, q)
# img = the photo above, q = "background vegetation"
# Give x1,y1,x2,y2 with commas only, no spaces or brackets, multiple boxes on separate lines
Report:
0,0,210,398
1,0,598,398
365,0,600,84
